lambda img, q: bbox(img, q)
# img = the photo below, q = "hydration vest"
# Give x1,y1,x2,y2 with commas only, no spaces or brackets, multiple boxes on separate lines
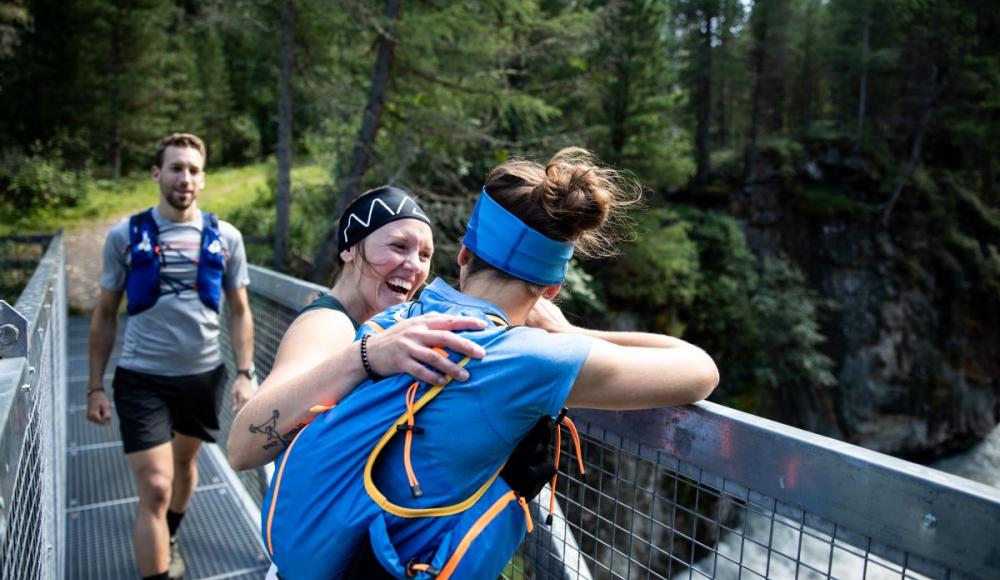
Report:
261,280,588,580
125,208,225,315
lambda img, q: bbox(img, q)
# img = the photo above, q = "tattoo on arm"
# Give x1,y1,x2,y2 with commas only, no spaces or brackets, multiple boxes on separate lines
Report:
249,410,306,451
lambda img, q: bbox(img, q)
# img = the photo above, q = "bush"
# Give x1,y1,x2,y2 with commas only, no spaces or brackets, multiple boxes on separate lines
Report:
0,142,90,223
1,144,89,208
221,115,262,165
607,207,700,335
222,160,335,274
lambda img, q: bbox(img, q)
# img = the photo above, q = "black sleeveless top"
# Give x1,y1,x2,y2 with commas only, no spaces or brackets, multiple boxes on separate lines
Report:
298,294,360,331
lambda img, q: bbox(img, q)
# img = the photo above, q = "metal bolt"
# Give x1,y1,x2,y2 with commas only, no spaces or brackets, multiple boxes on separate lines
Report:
29,366,35,376
0,324,18,345
21,383,31,393
921,513,937,529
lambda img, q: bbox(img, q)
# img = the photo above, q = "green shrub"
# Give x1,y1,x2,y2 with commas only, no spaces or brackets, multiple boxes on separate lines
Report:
222,161,335,273
0,142,90,220
665,207,836,412
607,208,701,330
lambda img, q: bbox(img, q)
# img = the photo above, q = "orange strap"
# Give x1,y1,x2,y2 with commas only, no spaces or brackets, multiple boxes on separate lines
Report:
437,490,526,580
547,414,586,523
562,416,586,474
403,381,422,496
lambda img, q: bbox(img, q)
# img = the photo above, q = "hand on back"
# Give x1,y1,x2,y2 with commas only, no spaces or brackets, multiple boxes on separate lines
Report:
525,298,573,333
366,314,488,385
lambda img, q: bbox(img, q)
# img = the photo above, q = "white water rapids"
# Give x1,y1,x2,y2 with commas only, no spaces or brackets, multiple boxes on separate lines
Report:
677,424,1000,579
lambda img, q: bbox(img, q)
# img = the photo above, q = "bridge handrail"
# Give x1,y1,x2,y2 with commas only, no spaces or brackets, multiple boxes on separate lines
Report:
0,232,66,579
573,404,1000,579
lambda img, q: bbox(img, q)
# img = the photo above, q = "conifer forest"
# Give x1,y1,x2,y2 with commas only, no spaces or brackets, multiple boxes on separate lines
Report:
1,0,998,457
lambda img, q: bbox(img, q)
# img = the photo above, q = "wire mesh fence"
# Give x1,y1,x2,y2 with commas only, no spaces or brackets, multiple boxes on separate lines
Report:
217,267,325,505
219,264,1000,580
0,232,66,580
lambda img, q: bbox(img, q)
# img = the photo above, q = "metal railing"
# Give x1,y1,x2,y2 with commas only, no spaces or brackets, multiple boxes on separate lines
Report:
225,264,1000,580
3,251,997,579
0,232,66,579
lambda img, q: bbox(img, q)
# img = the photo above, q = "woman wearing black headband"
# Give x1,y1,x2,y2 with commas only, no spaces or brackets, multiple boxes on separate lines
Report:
228,186,487,471
260,149,719,579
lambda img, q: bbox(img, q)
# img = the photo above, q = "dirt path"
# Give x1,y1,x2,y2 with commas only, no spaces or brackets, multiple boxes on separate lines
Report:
64,215,128,312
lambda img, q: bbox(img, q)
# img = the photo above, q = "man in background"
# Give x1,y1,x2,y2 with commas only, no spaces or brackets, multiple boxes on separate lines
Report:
86,133,256,580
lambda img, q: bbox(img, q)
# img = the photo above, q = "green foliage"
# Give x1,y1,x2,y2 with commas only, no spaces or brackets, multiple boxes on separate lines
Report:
1,0,998,435
560,259,606,320
613,206,838,412
750,256,836,392
757,137,806,178
0,141,90,225
221,161,333,272
607,208,700,332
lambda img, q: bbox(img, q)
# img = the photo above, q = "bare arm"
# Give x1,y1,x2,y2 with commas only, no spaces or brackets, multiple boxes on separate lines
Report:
526,297,691,348
225,286,255,412
526,298,719,409
86,289,123,425
227,310,488,470
567,337,719,410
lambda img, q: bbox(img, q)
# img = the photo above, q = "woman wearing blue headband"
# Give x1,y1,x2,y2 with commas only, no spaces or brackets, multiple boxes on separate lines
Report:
228,186,488,472
261,149,719,579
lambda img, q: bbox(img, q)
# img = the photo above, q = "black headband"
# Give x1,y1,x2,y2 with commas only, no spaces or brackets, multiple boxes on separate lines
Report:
337,186,431,254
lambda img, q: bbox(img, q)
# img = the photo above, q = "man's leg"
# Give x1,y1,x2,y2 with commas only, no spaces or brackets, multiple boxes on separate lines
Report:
126,442,175,577
169,433,203,517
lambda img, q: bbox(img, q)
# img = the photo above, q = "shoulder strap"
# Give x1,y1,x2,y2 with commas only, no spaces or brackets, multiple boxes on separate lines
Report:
202,211,219,231
129,208,158,244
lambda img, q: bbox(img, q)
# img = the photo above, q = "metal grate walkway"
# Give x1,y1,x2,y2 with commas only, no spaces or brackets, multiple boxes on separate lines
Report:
65,316,270,580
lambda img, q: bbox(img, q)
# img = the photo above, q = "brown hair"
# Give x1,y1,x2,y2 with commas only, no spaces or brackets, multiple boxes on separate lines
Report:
468,147,638,283
153,133,207,168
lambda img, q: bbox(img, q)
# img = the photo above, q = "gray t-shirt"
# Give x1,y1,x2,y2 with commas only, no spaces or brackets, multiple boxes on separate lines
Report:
100,207,250,376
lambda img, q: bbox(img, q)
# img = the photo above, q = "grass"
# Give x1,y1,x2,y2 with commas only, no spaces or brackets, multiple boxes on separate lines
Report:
0,162,329,235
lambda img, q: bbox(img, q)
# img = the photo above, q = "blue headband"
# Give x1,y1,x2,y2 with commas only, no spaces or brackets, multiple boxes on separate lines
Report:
463,187,574,285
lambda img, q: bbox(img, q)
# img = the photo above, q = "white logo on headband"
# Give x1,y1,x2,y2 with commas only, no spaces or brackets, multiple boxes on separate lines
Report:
342,195,428,244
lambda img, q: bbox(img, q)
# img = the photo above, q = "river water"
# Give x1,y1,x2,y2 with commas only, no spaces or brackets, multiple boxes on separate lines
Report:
680,424,1000,579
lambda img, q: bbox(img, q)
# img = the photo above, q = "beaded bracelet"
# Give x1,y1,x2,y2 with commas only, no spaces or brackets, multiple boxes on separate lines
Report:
359,335,383,382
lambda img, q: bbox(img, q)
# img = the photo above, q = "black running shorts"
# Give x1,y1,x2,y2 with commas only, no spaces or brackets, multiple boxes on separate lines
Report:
112,365,228,454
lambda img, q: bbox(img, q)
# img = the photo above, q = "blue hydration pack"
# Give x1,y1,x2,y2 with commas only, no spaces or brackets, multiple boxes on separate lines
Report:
261,279,591,580
125,208,225,315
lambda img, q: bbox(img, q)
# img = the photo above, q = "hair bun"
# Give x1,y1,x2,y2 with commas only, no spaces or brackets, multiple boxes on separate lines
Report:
484,147,640,259
533,148,613,238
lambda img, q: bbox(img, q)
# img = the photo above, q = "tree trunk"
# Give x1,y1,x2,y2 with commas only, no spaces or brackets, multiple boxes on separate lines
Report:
110,0,123,180
798,0,818,131
882,68,944,226
694,5,713,186
608,62,629,165
745,24,766,181
855,12,871,153
310,0,402,284
274,0,294,272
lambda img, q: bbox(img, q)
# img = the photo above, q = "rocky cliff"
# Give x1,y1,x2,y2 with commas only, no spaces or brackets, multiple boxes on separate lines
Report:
730,147,1000,459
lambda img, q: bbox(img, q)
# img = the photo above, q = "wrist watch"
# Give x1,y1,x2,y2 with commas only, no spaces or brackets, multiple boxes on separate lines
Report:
236,365,256,381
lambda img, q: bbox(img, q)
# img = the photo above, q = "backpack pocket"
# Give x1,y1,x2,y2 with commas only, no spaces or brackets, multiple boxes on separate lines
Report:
367,481,531,580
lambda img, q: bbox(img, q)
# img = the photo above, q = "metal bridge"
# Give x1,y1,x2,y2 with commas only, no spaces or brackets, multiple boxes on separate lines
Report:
1,234,998,579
